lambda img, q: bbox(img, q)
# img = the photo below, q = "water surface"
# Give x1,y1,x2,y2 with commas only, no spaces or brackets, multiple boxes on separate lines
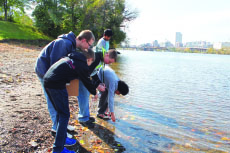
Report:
108,50,230,152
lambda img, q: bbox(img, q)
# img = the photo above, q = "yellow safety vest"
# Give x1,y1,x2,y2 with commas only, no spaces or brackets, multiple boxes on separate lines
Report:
95,47,106,69
95,47,107,83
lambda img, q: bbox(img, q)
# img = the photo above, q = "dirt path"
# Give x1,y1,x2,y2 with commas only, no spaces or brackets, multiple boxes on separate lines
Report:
0,43,125,153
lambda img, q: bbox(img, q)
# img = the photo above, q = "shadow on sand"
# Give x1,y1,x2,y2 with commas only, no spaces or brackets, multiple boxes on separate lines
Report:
91,123,126,153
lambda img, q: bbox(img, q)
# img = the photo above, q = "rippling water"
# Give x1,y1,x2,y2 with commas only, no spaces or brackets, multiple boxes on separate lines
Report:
109,50,230,152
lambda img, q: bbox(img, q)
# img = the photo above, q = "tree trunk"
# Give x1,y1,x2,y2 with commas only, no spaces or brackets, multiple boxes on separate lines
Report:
4,0,7,21
71,5,75,30
54,0,57,12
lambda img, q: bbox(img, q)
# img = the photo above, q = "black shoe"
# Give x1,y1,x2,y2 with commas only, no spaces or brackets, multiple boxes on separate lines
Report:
97,114,110,120
51,130,56,137
51,129,74,138
89,117,95,122
79,120,95,129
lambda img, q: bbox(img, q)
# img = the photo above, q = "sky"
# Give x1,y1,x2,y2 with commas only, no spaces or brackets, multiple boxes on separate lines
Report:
125,0,230,46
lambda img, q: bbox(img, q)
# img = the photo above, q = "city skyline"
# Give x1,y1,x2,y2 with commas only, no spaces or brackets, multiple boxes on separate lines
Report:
125,0,230,46
129,32,214,47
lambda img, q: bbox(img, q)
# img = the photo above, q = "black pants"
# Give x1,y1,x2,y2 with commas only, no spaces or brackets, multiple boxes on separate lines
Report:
98,89,108,114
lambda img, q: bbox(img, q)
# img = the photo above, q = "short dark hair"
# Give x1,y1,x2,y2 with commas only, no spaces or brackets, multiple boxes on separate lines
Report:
117,80,129,95
82,48,95,61
104,29,113,37
108,49,117,61
77,30,95,41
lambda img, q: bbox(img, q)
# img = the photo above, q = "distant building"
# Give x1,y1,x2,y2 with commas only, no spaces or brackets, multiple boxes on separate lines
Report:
213,42,230,49
185,41,212,48
160,41,174,47
145,43,152,47
153,40,159,47
140,43,152,47
175,32,183,47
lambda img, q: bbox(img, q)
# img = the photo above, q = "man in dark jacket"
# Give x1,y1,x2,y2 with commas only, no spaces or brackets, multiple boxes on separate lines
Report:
44,50,103,153
77,49,118,128
35,30,95,138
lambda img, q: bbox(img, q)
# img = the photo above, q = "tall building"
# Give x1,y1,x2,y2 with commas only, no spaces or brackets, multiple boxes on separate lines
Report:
153,40,159,47
175,32,183,47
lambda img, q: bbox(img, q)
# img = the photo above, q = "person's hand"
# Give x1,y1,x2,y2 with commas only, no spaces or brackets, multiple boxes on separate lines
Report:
97,83,105,92
91,94,98,101
110,112,116,122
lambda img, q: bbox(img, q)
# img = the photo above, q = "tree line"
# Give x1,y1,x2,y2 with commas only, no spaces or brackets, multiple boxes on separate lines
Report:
169,47,230,55
0,0,138,47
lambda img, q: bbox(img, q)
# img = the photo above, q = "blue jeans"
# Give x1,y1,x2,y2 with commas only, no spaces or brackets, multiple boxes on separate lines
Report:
77,80,90,122
38,77,58,131
46,88,69,152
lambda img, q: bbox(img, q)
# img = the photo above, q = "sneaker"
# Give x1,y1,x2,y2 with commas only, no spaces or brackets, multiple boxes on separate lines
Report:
64,137,77,146
51,129,56,137
67,132,73,139
51,129,73,139
97,114,110,120
67,125,75,131
53,147,75,153
89,117,95,122
79,120,95,129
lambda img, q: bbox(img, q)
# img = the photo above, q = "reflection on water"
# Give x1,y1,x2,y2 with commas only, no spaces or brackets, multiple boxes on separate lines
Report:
108,50,230,152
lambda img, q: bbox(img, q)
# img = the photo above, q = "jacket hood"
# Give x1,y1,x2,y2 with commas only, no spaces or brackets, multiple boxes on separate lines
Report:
68,52,86,63
58,31,76,47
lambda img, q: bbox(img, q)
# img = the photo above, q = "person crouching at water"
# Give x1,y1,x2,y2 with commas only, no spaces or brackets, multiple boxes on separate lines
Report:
97,66,129,122
77,49,118,128
43,49,105,153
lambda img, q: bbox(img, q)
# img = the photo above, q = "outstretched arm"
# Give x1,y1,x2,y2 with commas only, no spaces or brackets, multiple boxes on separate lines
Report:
78,67,97,95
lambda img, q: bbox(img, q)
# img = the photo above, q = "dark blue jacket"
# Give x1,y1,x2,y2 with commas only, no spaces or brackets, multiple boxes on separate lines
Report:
35,31,77,78
43,52,96,95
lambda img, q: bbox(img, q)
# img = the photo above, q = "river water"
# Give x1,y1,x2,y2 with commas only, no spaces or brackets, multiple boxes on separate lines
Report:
108,50,230,152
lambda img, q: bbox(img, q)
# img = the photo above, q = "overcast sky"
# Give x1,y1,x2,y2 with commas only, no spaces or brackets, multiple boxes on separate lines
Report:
125,0,230,45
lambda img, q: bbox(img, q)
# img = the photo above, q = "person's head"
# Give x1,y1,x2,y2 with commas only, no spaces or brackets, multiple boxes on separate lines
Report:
82,48,95,66
76,30,95,50
116,80,129,95
103,29,113,41
103,49,117,64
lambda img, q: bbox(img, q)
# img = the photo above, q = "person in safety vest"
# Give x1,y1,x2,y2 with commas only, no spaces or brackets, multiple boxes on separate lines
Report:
77,49,118,128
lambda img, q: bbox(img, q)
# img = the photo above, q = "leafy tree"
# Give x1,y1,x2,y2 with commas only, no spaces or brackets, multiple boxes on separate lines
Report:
13,10,33,26
62,0,83,33
0,0,29,21
207,48,215,54
2,0,9,21
76,0,137,48
184,48,191,53
32,0,66,37
32,0,137,46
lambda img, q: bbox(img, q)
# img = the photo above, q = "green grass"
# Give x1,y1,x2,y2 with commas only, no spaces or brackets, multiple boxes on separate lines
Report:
0,21,52,40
